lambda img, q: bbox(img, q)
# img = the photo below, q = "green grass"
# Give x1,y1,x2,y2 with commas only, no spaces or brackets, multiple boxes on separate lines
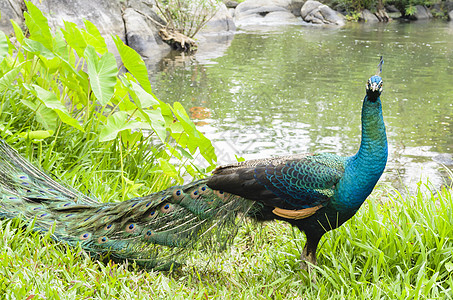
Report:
1,181,452,299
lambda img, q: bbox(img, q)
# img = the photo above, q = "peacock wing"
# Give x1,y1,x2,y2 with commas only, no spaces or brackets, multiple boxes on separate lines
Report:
208,153,346,211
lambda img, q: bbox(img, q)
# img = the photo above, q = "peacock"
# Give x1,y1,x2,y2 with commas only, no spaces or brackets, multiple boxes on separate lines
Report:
0,58,387,270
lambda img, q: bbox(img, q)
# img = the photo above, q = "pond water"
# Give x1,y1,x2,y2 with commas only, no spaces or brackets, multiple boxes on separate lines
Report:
151,20,453,192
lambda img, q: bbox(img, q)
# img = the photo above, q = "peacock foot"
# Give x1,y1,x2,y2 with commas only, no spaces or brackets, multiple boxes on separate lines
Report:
300,251,317,282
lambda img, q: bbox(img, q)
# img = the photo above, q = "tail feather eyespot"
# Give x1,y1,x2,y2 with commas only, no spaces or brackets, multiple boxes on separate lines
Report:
160,203,174,213
144,230,154,240
172,189,184,201
125,223,137,233
198,185,208,194
190,189,200,199
80,232,91,240
97,236,108,244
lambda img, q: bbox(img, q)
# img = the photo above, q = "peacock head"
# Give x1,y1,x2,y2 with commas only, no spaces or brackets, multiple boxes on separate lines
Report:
366,75,383,102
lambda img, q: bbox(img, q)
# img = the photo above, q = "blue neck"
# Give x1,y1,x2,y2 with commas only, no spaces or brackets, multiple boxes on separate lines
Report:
336,95,388,210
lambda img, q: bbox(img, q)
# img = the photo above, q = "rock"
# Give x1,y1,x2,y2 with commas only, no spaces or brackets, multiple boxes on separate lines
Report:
234,0,302,27
126,0,167,26
0,0,24,36
198,3,236,34
449,10,453,21
359,9,379,23
123,8,171,59
289,0,306,16
300,0,345,26
385,4,400,13
31,0,125,51
223,0,239,8
409,5,433,20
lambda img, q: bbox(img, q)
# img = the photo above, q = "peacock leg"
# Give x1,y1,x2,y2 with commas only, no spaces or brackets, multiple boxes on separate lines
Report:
300,233,322,271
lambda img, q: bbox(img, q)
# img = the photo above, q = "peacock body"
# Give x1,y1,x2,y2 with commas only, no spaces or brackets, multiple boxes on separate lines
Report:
0,64,387,269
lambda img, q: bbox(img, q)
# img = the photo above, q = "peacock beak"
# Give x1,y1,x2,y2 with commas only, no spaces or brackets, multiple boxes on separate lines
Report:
369,82,379,92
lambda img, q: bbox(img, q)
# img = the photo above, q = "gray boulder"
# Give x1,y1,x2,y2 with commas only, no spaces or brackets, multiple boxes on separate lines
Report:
301,0,345,26
409,5,433,20
198,3,236,34
31,0,125,51
235,0,302,27
224,0,239,8
123,8,171,59
0,0,24,36
359,9,379,23
289,0,306,16
449,10,453,21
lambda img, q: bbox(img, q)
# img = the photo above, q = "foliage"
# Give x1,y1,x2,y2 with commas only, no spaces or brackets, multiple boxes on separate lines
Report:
335,0,438,17
386,0,432,16
0,1,217,201
154,0,220,38
1,181,453,298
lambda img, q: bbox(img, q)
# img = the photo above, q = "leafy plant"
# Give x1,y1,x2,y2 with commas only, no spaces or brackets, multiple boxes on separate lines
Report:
0,1,217,201
154,0,220,38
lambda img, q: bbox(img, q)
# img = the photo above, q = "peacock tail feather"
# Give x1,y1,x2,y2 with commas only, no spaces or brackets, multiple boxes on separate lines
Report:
0,140,253,269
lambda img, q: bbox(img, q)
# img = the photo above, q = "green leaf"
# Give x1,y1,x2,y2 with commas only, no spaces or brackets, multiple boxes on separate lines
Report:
61,21,87,57
158,158,180,182
83,20,108,54
0,32,8,66
112,35,152,93
24,1,53,50
19,130,53,140
144,109,167,142
0,63,24,92
129,81,159,108
22,39,55,60
11,20,25,44
172,102,199,138
21,99,58,130
99,111,150,142
84,45,117,106
24,84,84,131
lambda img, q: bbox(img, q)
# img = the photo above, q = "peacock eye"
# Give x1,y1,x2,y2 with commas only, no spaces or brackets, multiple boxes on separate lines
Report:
98,236,108,244
80,233,91,240
160,203,174,213
125,223,137,233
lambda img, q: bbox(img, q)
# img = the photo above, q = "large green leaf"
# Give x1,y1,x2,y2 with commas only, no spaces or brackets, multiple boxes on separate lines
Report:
143,109,167,142
61,21,87,57
21,99,58,130
129,81,159,109
24,84,84,131
158,158,181,183
11,20,25,44
83,20,108,55
84,46,117,106
24,1,53,50
99,111,151,142
0,63,23,92
112,35,152,93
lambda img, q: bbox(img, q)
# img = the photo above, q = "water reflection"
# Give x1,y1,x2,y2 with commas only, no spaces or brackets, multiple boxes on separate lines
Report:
152,20,453,192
